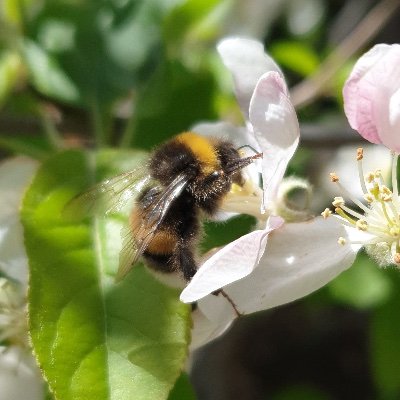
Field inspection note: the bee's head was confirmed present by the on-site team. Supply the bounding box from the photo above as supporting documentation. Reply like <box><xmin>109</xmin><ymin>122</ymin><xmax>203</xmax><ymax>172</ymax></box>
<box><xmin>188</xmin><ymin>140</ymin><xmax>262</xmax><ymax>203</ymax></box>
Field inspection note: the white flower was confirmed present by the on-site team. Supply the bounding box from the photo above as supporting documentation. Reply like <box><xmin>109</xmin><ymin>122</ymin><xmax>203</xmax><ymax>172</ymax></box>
<box><xmin>0</xmin><ymin>157</ymin><xmax>44</xmax><ymax>399</ymax></box>
<box><xmin>183</xmin><ymin>38</ymin><xmax>356</xmax><ymax>348</ymax></box>
<box><xmin>325</xmin><ymin>44</ymin><xmax>400</xmax><ymax>269</ymax></box>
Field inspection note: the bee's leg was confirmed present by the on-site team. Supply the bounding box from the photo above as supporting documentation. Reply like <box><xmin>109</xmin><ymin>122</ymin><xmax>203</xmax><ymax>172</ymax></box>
<box><xmin>173</xmin><ymin>242</ymin><xmax>198</xmax><ymax>282</ymax></box>
<box><xmin>212</xmin><ymin>289</ymin><xmax>242</xmax><ymax>318</ymax></box>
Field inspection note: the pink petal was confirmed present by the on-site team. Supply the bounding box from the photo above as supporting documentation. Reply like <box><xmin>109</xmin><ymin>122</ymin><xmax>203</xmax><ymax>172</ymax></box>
<box><xmin>249</xmin><ymin>71</ymin><xmax>299</xmax><ymax>207</ymax></box>
<box><xmin>217</xmin><ymin>37</ymin><xmax>282</xmax><ymax>119</ymax></box>
<box><xmin>180</xmin><ymin>216</ymin><xmax>284</xmax><ymax>303</ymax></box>
<box><xmin>198</xmin><ymin>217</ymin><xmax>356</xmax><ymax>318</ymax></box>
<box><xmin>343</xmin><ymin>44</ymin><xmax>400</xmax><ymax>151</ymax></box>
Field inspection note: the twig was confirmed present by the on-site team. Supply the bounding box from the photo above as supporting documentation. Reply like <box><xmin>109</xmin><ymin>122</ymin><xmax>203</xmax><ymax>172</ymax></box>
<box><xmin>290</xmin><ymin>0</ymin><xmax>400</xmax><ymax>109</ymax></box>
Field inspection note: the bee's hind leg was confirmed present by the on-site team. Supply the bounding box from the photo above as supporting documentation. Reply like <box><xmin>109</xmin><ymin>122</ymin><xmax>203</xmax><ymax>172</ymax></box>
<box><xmin>173</xmin><ymin>242</ymin><xmax>198</xmax><ymax>282</ymax></box>
<box><xmin>217</xmin><ymin>289</ymin><xmax>242</xmax><ymax>318</ymax></box>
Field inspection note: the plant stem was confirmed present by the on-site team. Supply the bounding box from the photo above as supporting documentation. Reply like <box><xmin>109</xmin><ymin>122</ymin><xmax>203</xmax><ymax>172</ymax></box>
<box><xmin>40</xmin><ymin>107</ymin><xmax>63</xmax><ymax>150</ymax></box>
<box><xmin>290</xmin><ymin>0</ymin><xmax>400</xmax><ymax>109</ymax></box>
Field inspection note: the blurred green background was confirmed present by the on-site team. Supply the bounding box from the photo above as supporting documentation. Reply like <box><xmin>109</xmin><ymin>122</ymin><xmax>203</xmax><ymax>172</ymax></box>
<box><xmin>1</xmin><ymin>0</ymin><xmax>400</xmax><ymax>399</ymax></box>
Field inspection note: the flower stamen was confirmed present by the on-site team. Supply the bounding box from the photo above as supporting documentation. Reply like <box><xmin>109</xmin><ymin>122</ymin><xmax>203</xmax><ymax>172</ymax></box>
<box><xmin>328</xmin><ymin>148</ymin><xmax>400</xmax><ymax>268</ymax></box>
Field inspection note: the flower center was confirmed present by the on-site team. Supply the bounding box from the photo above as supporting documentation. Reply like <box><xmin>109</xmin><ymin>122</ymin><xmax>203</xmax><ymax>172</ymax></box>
<box><xmin>323</xmin><ymin>147</ymin><xmax>400</xmax><ymax>267</ymax></box>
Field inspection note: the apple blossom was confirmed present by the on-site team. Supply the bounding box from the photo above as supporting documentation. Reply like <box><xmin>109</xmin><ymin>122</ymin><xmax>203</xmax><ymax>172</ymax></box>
<box><xmin>180</xmin><ymin>38</ymin><xmax>356</xmax><ymax>332</ymax></box>
<box><xmin>326</xmin><ymin>44</ymin><xmax>400</xmax><ymax>269</ymax></box>
<box><xmin>343</xmin><ymin>44</ymin><xmax>400</xmax><ymax>153</ymax></box>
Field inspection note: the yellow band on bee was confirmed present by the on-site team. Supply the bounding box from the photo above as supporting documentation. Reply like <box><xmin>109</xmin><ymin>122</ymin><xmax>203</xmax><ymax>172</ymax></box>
<box><xmin>175</xmin><ymin>132</ymin><xmax>219</xmax><ymax>174</ymax></box>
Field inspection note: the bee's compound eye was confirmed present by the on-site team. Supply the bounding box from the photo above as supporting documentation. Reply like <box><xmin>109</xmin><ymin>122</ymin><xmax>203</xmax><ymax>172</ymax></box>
<box><xmin>203</xmin><ymin>170</ymin><xmax>221</xmax><ymax>185</ymax></box>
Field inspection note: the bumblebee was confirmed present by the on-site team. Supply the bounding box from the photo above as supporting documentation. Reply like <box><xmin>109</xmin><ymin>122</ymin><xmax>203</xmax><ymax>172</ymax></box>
<box><xmin>67</xmin><ymin>132</ymin><xmax>261</xmax><ymax>282</ymax></box>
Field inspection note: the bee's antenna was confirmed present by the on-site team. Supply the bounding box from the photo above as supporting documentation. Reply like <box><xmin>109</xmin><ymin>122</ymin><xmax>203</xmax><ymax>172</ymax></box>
<box><xmin>225</xmin><ymin>152</ymin><xmax>262</xmax><ymax>174</ymax></box>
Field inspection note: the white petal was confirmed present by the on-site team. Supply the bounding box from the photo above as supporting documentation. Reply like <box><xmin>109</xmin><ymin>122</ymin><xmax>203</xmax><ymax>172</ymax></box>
<box><xmin>217</xmin><ymin>37</ymin><xmax>282</xmax><ymax>118</ymax></box>
<box><xmin>0</xmin><ymin>346</ymin><xmax>44</xmax><ymax>400</ymax></box>
<box><xmin>0</xmin><ymin>157</ymin><xmax>38</xmax><ymax>219</ymax></box>
<box><xmin>180</xmin><ymin>216</ymin><xmax>284</xmax><ymax>303</ymax></box>
<box><xmin>190</xmin><ymin>304</ymin><xmax>234</xmax><ymax>350</ymax></box>
<box><xmin>0</xmin><ymin>158</ymin><xmax>38</xmax><ymax>285</ymax></box>
<box><xmin>249</xmin><ymin>72</ymin><xmax>299</xmax><ymax>208</ymax></box>
<box><xmin>198</xmin><ymin>217</ymin><xmax>356</xmax><ymax>319</ymax></box>
<box><xmin>343</xmin><ymin>224</ymin><xmax>373</xmax><ymax>252</ymax></box>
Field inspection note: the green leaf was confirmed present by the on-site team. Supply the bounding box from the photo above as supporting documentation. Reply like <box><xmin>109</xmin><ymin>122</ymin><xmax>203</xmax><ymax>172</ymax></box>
<box><xmin>21</xmin><ymin>149</ymin><xmax>191</xmax><ymax>400</ymax></box>
<box><xmin>22</xmin><ymin>40</ymin><xmax>80</xmax><ymax>103</ymax></box>
<box><xmin>0</xmin><ymin>134</ymin><xmax>53</xmax><ymax>160</ymax></box>
<box><xmin>328</xmin><ymin>252</ymin><xmax>393</xmax><ymax>309</ymax></box>
<box><xmin>370</xmin><ymin>272</ymin><xmax>400</xmax><ymax>397</ymax></box>
<box><xmin>270</xmin><ymin>41</ymin><xmax>320</xmax><ymax>77</ymax></box>
<box><xmin>0</xmin><ymin>50</ymin><xmax>22</xmax><ymax>106</ymax></box>
<box><xmin>24</xmin><ymin>0</ymin><xmax>182</xmax><ymax>107</ymax></box>
<box><xmin>164</xmin><ymin>0</ymin><xmax>222</xmax><ymax>45</ymax></box>
<box><xmin>131</xmin><ymin>59</ymin><xmax>217</xmax><ymax>149</ymax></box>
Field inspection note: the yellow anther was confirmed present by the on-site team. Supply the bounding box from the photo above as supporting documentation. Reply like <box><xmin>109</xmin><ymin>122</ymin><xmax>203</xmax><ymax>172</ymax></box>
<box><xmin>338</xmin><ymin>237</ymin><xmax>346</xmax><ymax>245</ymax></box>
<box><xmin>321</xmin><ymin>208</ymin><xmax>332</xmax><ymax>219</ymax></box>
<box><xmin>329</xmin><ymin>172</ymin><xmax>339</xmax><ymax>182</ymax></box>
<box><xmin>375</xmin><ymin>169</ymin><xmax>382</xmax><ymax>178</ymax></box>
<box><xmin>382</xmin><ymin>193</ymin><xmax>393</xmax><ymax>202</ymax></box>
<box><xmin>363</xmin><ymin>193</ymin><xmax>374</xmax><ymax>203</ymax></box>
<box><xmin>332</xmin><ymin>196</ymin><xmax>345</xmax><ymax>207</ymax></box>
<box><xmin>381</xmin><ymin>185</ymin><xmax>392</xmax><ymax>194</ymax></box>
<box><xmin>356</xmin><ymin>220</ymin><xmax>368</xmax><ymax>231</ymax></box>
<box><xmin>394</xmin><ymin>253</ymin><xmax>400</xmax><ymax>264</ymax></box>
<box><xmin>365</xmin><ymin>172</ymin><xmax>375</xmax><ymax>183</ymax></box>
<box><xmin>356</xmin><ymin>148</ymin><xmax>364</xmax><ymax>161</ymax></box>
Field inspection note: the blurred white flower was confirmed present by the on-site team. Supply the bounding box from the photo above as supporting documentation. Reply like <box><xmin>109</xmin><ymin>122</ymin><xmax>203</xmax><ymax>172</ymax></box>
<box><xmin>0</xmin><ymin>157</ymin><xmax>44</xmax><ymax>400</ymax></box>
<box><xmin>0</xmin><ymin>346</ymin><xmax>44</xmax><ymax>400</ymax></box>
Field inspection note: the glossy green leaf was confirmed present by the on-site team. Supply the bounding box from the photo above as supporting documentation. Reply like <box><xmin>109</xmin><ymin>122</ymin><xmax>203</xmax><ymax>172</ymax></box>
<box><xmin>328</xmin><ymin>252</ymin><xmax>392</xmax><ymax>309</ymax></box>
<box><xmin>21</xmin><ymin>149</ymin><xmax>191</xmax><ymax>400</ymax></box>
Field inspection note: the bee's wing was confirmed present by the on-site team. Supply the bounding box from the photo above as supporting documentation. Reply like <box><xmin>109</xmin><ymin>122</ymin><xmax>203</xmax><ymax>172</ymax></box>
<box><xmin>63</xmin><ymin>167</ymin><xmax>151</xmax><ymax>220</ymax></box>
<box><xmin>116</xmin><ymin>173</ymin><xmax>190</xmax><ymax>281</ymax></box>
